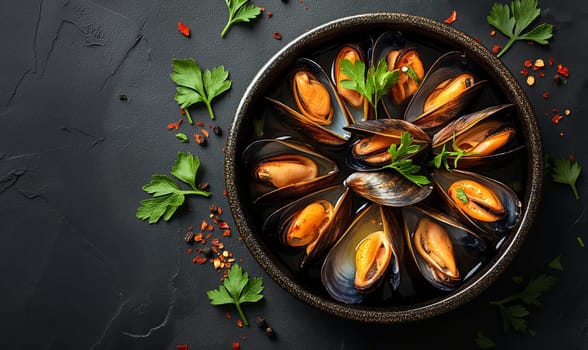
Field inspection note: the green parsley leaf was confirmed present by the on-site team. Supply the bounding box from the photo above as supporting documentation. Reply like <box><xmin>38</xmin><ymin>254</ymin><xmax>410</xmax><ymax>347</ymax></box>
<box><xmin>221</xmin><ymin>0</ymin><xmax>262</xmax><ymax>38</ymax></box>
<box><xmin>577</xmin><ymin>236</ymin><xmax>585</xmax><ymax>248</ymax></box>
<box><xmin>487</xmin><ymin>0</ymin><xmax>553</xmax><ymax>58</ymax></box>
<box><xmin>455</xmin><ymin>187</ymin><xmax>469</xmax><ymax>204</ymax></box>
<box><xmin>340</xmin><ymin>58</ymin><xmax>400</xmax><ymax>119</ymax></box>
<box><xmin>136</xmin><ymin>152</ymin><xmax>211</xmax><ymax>224</ymax></box>
<box><xmin>552</xmin><ymin>157</ymin><xmax>582</xmax><ymax>200</ymax></box>
<box><xmin>548</xmin><ymin>255</ymin><xmax>563</xmax><ymax>271</ymax></box>
<box><xmin>170</xmin><ymin>58</ymin><xmax>232</xmax><ymax>123</ymax></box>
<box><xmin>382</xmin><ymin>132</ymin><xmax>431</xmax><ymax>186</ymax></box>
<box><xmin>175</xmin><ymin>133</ymin><xmax>189</xmax><ymax>143</ymax></box>
<box><xmin>474</xmin><ymin>331</ymin><xmax>496</xmax><ymax>349</ymax></box>
<box><xmin>430</xmin><ymin>133</ymin><xmax>477</xmax><ymax>170</ymax></box>
<box><xmin>490</xmin><ymin>273</ymin><xmax>557</xmax><ymax>333</ymax></box>
<box><xmin>207</xmin><ymin>264</ymin><xmax>264</xmax><ymax>326</ymax></box>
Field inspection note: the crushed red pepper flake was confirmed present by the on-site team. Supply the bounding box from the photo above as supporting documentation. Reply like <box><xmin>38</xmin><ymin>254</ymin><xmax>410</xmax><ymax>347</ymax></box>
<box><xmin>176</xmin><ymin>345</ymin><xmax>189</xmax><ymax>350</ymax></box>
<box><xmin>223</xmin><ymin>229</ymin><xmax>231</xmax><ymax>237</ymax></box>
<box><xmin>548</xmin><ymin>57</ymin><xmax>555</xmax><ymax>66</ymax></box>
<box><xmin>492</xmin><ymin>45</ymin><xmax>502</xmax><ymax>55</ymax></box>
<box><xmin>167</xmin><ymin>119</ymin><xmax>183</xmax><ymax>130</ymax></box>
<box><xmin>178</xmin><ymin>22</ymin><xmax>191</xmax><ymax>37</ymax></box>
<box><xmin>552</xmin><ymin>114</ymin><xmax>563</xmax><ymax>124</ymax></box>
<box><xmin>180</xmin><ymin>108</ymin><xmax>185</xmax><ymax>115</ymax></box>
<box><xmin>232</xmin><ymin>342</ymin><xmax>240</xmax><ymax>350</ymax></box>
<box><xmin>520</xmin><ymin>68</ymin><xmax>529</xmax><ymax>76</ymax></box>
<box><xmin>444</xmin><ymin>10</ymin><xmax>457</xmax><ymax>25</ymax></box>
<box><xmin>557</xmin><ymin>64</ymin><xmax>569</xmax><ymax>78</ymax></box>
<box><xmin>236</xmin><ymin>320</ymin><xmax>244</xmax><ymax>328</ymax></box>
<box><xmin>272</xmin><ymin>32</ymin><xmax>282</xmax><ymax>40</ymax></box>
<box><xmin>226</xmin><ymin>311</ymin><xmax>232</xmax><ymax>319</ymax></box>
<box><xmin>196</xmin><ymin>120</ymin><xmax>205</xmax><ymax>127</ymax></box>
<box><xmin>267</xmin><ymin>11</ymin><xmax>273</xmax><ymax>18</ymax></box>
<box><xmin>490</xmin><ymin>30</ymin><xmax>496</xmax><ymax>36</ymax></box>
<box><xmin>201</xmin><ymin>129</ymin><xmax>209</xmax><ymax>138</ymax></box>
<box><xmin>542</xmin><ymin>92</ymin><xmax>549</xmax><ymax>99</ymax></box>
<box><xmin>524</xmin><ymin>59</ymin><xmax>533</xmax><ymax>68</ymax></box>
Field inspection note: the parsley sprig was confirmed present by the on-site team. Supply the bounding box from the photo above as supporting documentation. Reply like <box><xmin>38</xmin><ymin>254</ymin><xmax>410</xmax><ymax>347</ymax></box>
<box><xmin>382</xmin><ymin>132</ymin><xmax>431</xmax><ymax>186</ymax></box>
<box><xmin>221</xmin><ymin>0</ymin><xmax>262</xmax><ymax>38</ymax></box>
<box><xmin>170</xmin><ymin>58</ymin><xmax>232</xmax><ymax>123</ymax></box>
<box><xmin>487</xmin><ymin>0</ymin><xmax>554</xmax><ymax>58</ymax></box>
<box><xmin>136</xmin><ymin>152</ymin><xmax>211</xmax><ymax>224</ymax></box>
<box><xmin>207</xmin><ymin>264</ymin><xmax>264</xmax><ymax>326</ymax></box>
<box><xmin>431</xmin><ymin>134</ymin><xmax>478</xmax><ymax>170</ymax></box>
<box><xmin>552</xmin><ymin>157</ymin><xmax>582</xmax><ymax>200</ymax></box>
<box><xmin>489</xmin><ymin>274</ymin><xmax>557</xmax><ymax>333</ymax></box>
<box><xmin>339</xmin><ymin>58</ymin><xmax>400</xmax><ymax>119</ymax></box>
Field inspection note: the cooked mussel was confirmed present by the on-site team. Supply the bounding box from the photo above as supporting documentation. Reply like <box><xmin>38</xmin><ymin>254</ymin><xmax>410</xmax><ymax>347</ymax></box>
<box><xmin>293</xmin><ymin>70</ymin><xmax>334</xmax><ymax>125</ymax></box>
<box><xmin>344</xmin><ymin>119</ymin><xmax>431</xmax><ymax>171</ymax></box>
<box><xmin>431</xmin><ymin>169</ymin><xmax>521</xmax><ymax>245</ymax></box>
<box><xmin>243</xmin><ymin>139</ymin><xmax>339</xmax><ymax>204</ymax></box>
<box><xmin>263</xmin><ymin>185</ymin><xmax>353</xmax><ymax>269</ymax></box>
<box><xmin>321</xmin><ymin>204</ymin><xmax>403</xmax><ymax>303</ymax></box>
<box><xmin>404</xmin><ymin>51</ymin><xmax>487</xmax><ymax>131</ymax></box>
<box><xmin>387</xmin><ymin>48</ymin><xmax>425</xmax><ymax>105</ymax></box>
<box><xmin>402</xmin><ymin>205</ymin><xmax>486</xmax><ymax>291</ymax></box>
<box><xmin>432</xmin><ymin>104</ymin><xmax>522</xmax><ymax>168</ymax></box>
<box><xmin>333</xmin><ymin>45</ymin><xmax>366</xmax><ymax>108</ymax></box>
<box><xmin>268</xmin><ymin>58</ymin><xmax>354</xmax><ymax>146</ymax></box>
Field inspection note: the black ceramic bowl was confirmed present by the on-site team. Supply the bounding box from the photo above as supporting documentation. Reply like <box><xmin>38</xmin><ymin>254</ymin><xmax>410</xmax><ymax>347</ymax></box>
<box><xmin>224</xmin><ymin>13</ymin><xmax>543</xmax><ymax>323</ymax></box>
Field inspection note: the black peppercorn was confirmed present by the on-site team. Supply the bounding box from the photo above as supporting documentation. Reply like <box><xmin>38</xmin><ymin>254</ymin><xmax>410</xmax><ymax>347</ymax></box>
<box><xmin>256</xmin><ymin>316</ymin><xmax>267</xmax><ymax>328</ymax></box>
<box><xmin>201</xmin><ymin>247</ymin><xmax>214</xmax><ymax>258</ymax></box>
<box><xmin>212</xmin><ymin>125</ymin><xmax>222</xmax><ymax>136</ymax></box>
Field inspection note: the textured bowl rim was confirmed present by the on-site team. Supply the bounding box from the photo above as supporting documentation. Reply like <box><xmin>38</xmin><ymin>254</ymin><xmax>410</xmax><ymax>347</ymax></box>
<box><xmin>224</xmin><ymin>12</ymin><xmax>543</xmax><ymax>323</ymax></box>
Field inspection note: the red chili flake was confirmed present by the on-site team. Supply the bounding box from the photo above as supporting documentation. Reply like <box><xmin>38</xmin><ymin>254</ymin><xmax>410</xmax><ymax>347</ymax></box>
<box><xmin>473</xmin><ymin>37</ymin><xmax>481</xmax><ymax>44</ymax></box>
<box><xmin>267</xmin><ymin>11</ymin><xmax>273</xmax><ymax>18</ymax></box>
<box><xmin>490</xmin><ymin>30</ymin><xmax>496</xmax><ymax>37</ymax></box>
<box><xmin>223</xmin><ymin>229</ymin><xmax>231</xmax><ymax>237</ymax></box>
<box><xmin>201</xmin><ymin>220</ymin><xmax>208</xmax><ymax>231</ymax></box>
<box><xmin>552</xmin><ymin>114</ymin><xmax>563</xmax><ymax>124</ymax></box>
<box><xmin>557</xmin><ymin>64</ymin><xmax>569</xmax><ymax>78</ymax></box>
<box><xmin>444</xmin><ymin>10</ymin><xmax>457</xmax><ymax>25</ymax></box>
<box><xmin>219</xmin><ymin>222</ymin><xmax>230</xmax><ymax>229</ymax></box>
<box><xmin>539</xmin><ymin>71</ymin><xmax>545</xmax><ymax>77</ymax></box>
<box><xmin>492</xmin><ymin>45</ymin><xmax>502</xmax><ymax>55</ymax></box>
<box><xmin>180</xmin><ymin>108</ymin><xmax>185</xmax><ymax>115</ymax></box>
<box><xmin>520</xmin><ymin>68</ymin><xmax>529</xmax><ymax>76</ymax></box>
<box><xmin>177</xmin><ymin>22</ymin><xmax>191</xmax><ymax>37</ymax></box>
<box><xmin>187</xmin><ymin>248</ymin><xmax>193</xmax><ymax>254</ymax></box>
<box><xmin>260</xmin><ymin>7</ymin><xmax>265</xmax><ymax>12</ymax></box>
<box><xmin>524</xmin><ymin>59</ymin><xmax>533</xmax><ymax>68</ymax></box>
<box><xmin>225</xmin><ymin>312</ymin><xmax>232</xmax><ymax>319</ymax></box>
<box><xmin>201</xmin><ymin>129</ymin><xmax>209</xmax><ymax>138</ymax></box>
<box><xmin>176</xmin><ymin>345</ymin><xmax>189</xmax><ymax>350</ymax></box>
<box><xmin>232</xmin><ymin>341</ymin><xmax>240</xmax><ymax>350</ymax></box>
<box><xmin>194</xmin><ymin>233</ymin><xmax>203</xmax><ymax>242</ymax></box>
<box><xmin>196</xmin><ymin>120</ymin><xmax>205</xmax><ymax>127</ymax></box>
<box><xmin>193</xmin><ymin>256</ymin><xmax>208</xmax><ymax>264</ymax></box>
<box><xmin>194</xmin><ymin>133</ymin><xmax>206</xmax><ymax>145</ymax></box>
<box><xmin>236</xmin><ymin>320</ymin><xmax>244</xmax><ymax>328</ymax></box>
<box><xmin>548</xmin><ymin>57</ymin><xmax>555</xmax><ymax>66</ymax></box>
<box><xmin>552</xmin><ymin>107</ymin><xmax>559</xmax><ymax>113</ymax></box>
<box><xmin>272</xmin><ymin>32</ymin><xmax>282</xmax><ymax>40</ymax></box>
<box><xmin>217</xmin><ymin>207</ymin><xmax>223</xmax><ymax>215</ymax></box>
<box><xmin>167</xmin><ymin>119</ymin><xmax>183</xmax><ymax>130</ymax></box>
<box><xmin>542</xmin><ymin>92</ymin><xmax>549</xmax><ymax>99</ymax></box>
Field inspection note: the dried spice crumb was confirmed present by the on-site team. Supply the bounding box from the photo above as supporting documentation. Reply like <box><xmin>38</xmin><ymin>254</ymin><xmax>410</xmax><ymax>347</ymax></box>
<box><xmin>542</xmin><ymin>92</ymin><xmax>550</xmax><ymax>99</ymax></box>
<box><xmin>226</xmin><ymin>311</ymin><xmax>232</xmax><ymax>319</ymax></box>
<box><xmin>193</xmin><ymin>256</ymin><xmax>208</xmax><ymax>264</ymax></box>
<box><xmin>520</xmin><ymin>68</ymin><xmax>529</xmax><ymax>76</ymax></box>
<box><xmin>490</xmin><ymin>30</ymin><xmax>496</xmax><ymax>36</ymax></box>
<box><xmin>492</xmin><ymin>45</ymin><xmax>502</xmax><ymax>55</ymax></box>
<box><xmin>444</xmin><ymin>10</ymin><xmax>457</xmax><ymax>24</ymax></box>
<box><xmin>196</xmin><ymin>120</ymin><xmax>205</xmax><ymax>127</ymax></box>
<box><xmin>272</xmin><ymin>32</ymin><xmax>282</xmax><ymax>40</ymax></box>
<box><xmin>232</xmin><ymin>341</ymin><xmax>240</xmax><ymax>350</ymax></box>
<box><xmin>119</xmin><ymin>94</ymin><xmax>128</xmax><ymax>101</ymax></box>
<box><xmin>167</xmin><ymin>119</ymin><xmax>183</xmax><ymax>130</ymax></box>
<box><xmin>213</xmin><ymin>125</ymin><xmax>223</xmax><ymax>136</ymax></box>
<box><xmin>524</xmin><ymin>59</ymin><xmax>533</xmax><ymax>68</ymax></box>
<box><xmin>236</xmin><ymin>319</ymin><xmax>244</xmax><ymax>328</ymax></box>
<box><xmin>565</xmin><ymin>109</ymin><xmax>571</xmax><ymax>116</ymax></box>
<box><xmin>201</xmin><ymin>129</ymin><xmax>210</xmax><ymax>138</ymax></box>
<box><xmin>178</xmin><ymin>22</ymin><xmax>191</xmax><ymax>37</ymax></box>
<box><xmin>552</xmin><ymin>114</ymin><xmax>563</xmax><ymax>124</ymax></box>
<box><xmin>267</xmin><ymin>11</ymin><xmax>273</xmax><ymax>18</ymax></box>
<box><xmin>526</xmin><ymin>75</ymin><xmax>535</xmax><ymax>86</ymax></box>
<box><xmin>194</xmin><ymin>133</ymin><xmax>207</xmax><ymax>146</ymax></box>
<box><xmin>557</xmin><ymin>64</ymin><xmax>569</xmax><ymax>78</ymax></box>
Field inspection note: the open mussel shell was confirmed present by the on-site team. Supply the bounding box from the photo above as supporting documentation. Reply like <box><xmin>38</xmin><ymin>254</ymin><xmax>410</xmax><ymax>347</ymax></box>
<box><xmin>404</xmin><ymin>51</ymin><xmax>487</xmax><ymax>132</ymax></box>
<box><xmin>331</xmin><ymin>43</ymin><xmax>373</xmax><ymax>122</ymax></box>
<box><xmin>344</xmin><ymin>171</ymin><xmax>432</xmax><ymax>207</ymax></box>
<box><xmin>432</xmin><ymin>104</ymin><xmax>524</xmax><ymax>168</ymax></box>
<box><xmin>321</xmin><ymin>204</ymin><xmax>404</xmax><ymax>304</ymax></box>
<box><xmin>243</xmin><ymin>138</ymin><xmax>339</xmax><ymax>204</ymax></box>
<box><xmin>344</xmin><ymin>119</ymin><xmax>431</xmax><ymax>171</ymax></box>
<box><xmin>402</xmin><ymin>205</ymin><xmax>487</xmax><ymax>291</ymax></box>
<box><xmin>431</xmin><ymin>169</ymin><xmax>521</xmax><ymax>246</ymax></box>
<box><xmin>371</xmin><ymin>31</ymin><xmax>426</xmax><ymax>118</ymax></box>
<box><xmin>262</xmin><ymin>185</ymin><xmax>353</xmax><ymax>269</ymax></box>
<box><xmin>267</xmin><ymin>58</ymin><xmax>354</xmax><ymax>146</ymax></box>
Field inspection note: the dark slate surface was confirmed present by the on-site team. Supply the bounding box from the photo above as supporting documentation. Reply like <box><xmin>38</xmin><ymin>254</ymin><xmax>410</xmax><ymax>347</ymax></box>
<box><xmin>1</xmin><ymin>0</ymin><xmax>586</xmax><ymax>349</ymax></box>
